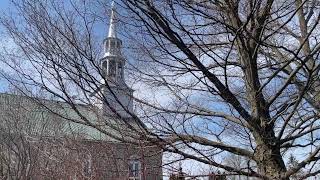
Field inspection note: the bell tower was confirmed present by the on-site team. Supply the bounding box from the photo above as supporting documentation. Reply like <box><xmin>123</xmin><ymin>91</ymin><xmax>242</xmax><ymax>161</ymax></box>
<box><xmin>99</xmin><ymin>1</ymin><xmax>133</xmax><ymax>118</ymax></box>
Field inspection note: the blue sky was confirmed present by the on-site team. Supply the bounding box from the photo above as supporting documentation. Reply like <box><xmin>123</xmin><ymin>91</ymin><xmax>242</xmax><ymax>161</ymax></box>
<box><xmin>0</xmin><ymin>0</ymin><xmax>14</xmax><ymax>92</ymax></box>
<box><xmin>0</xmin><ymin>0</ymin><xmax>10</xmax><ymax>12</ymax></box>
<box><xmin>0</xmin><ymin>0</ymin><xmax>12</xmax><ymax>36</ymax></box>
<box><xmin>0</xmin><ymin>0</ymin><xmax>110</xmax><ymax>93</ymax></box>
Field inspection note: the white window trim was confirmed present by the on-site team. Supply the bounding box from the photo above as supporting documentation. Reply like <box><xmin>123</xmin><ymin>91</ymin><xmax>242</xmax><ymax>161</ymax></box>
<box><xmin>129</xmin><ymin>160</ymin><xmax>141</xmax><ymax>180</ymax></box>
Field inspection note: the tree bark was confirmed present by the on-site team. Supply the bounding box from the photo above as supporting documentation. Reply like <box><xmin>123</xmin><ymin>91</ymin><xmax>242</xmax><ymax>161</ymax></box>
<box><xmin>253</xmin><ymin>130</ymin><xmax>288</xmax><ymax>180</ymax></box>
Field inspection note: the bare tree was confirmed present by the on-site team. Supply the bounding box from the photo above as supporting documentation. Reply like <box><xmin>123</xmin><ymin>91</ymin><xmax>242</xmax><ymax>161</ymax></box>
<box><xmin>2</xmin><ymin>0</ymin><xmax>320</xmax><ymax>179</ymax></box>
<box><xmin>120</xmin><ymin>0</ymin><xmax>320</xmax><ymax>179</ymax></box>
<box><xmin>0</xmin><ymin>89</ymin><xmax>66</xmax><ymax>179</ymax></box>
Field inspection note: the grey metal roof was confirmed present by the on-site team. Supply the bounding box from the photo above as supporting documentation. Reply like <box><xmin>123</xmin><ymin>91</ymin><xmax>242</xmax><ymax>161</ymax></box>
<box><xmin>0</xmin><ymin>93</ymin><xmax>143</xmax><ymax>142</ymax></box>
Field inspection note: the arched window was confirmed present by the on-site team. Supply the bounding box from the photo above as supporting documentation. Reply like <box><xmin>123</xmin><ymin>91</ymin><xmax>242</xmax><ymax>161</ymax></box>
<box><xmin>117</xmin><ymin>41</ymin><xmax>121</xmax><ymax>48</ymax></box>
<box><xmin>105</xmin><ymin>40</ymin><xmax>109</xmax><ymax>53</ymax></box>
<box><xmin>102</xmin><ymin>61</ymin><xmax>108</xmax><ymax>69</ymax></box>
<box><xmin>82</xmin><ymin>154</ymin><xmax>92</xmax><ymax>177</ymax></box>
<box><xmin>108</xmin><ymin>60</ymin><xmax>116</xmax><ymax>76</ymax></box>
<box><xmin>102</xmin><ymin>61</ymin><xmax>108</xmax><ymax>74</ymax></box>
<box><xmin>118</xmin><ymin>62</ymin><xmax>123</xmax><ymax>78</ymax></box>
<box><xmin>129</xmin><ymin>160</ymin><xmax>141</xmax><ymax>180</ymax></box>
<box><xmin>110</xmin><ymin>41</ymin><xmax>116</xmax><ymax>54</ymax></box>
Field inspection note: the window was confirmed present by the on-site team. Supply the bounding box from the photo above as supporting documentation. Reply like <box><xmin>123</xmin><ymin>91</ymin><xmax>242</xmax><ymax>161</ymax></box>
<box><xmin>118</xmin><ymin>62</ymin><xmax>123</xmax><ymax>78</ymax></box>
<box><xmin>108</xmin><ymin>60</ymin><xmax>116</xmax><ymax>76</ymax></box>
<box><xmin>129</xmin><ymin>160</ymin><xmax>141</xmax><ymax>180</ymax></box>
<box><xmin>83</xmin><ymin>154</ymin><xmax>92</xmax><ymax>177</ymax></box>
<box><xmin>110</xmin><ymin>41</ymin><xmax>115</xmax><ymax>48</ymax></box>
<box><xmin>102</xmin><ymin>61</ymin><xmax>108</xmax><ymax>69</ymax></box>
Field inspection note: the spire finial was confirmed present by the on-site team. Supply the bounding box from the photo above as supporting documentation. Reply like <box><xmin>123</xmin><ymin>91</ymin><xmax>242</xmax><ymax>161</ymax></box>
<box><xmin>108</xmin><ymin>1</ymin><xmax>117</xmax><ymax>38</ymax></box>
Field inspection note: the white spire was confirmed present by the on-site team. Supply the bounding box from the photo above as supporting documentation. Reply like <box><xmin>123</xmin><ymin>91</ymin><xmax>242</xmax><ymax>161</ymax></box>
<box><xmin>108</xmin><ymin>1</ymin><xmax>117</xmax><ymax>38</ymax></box>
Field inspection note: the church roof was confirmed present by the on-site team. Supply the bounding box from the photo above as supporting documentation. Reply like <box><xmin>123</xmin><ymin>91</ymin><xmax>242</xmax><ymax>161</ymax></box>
<box><xmin>0</xmin><ymin>93</ymin><xmax>143</xmax><ymax>142</ymax></box>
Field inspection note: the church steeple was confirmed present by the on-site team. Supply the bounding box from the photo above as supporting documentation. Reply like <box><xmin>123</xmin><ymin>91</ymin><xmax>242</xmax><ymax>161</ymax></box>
<box><xmin>98</xmin><ymin>1</ymin><xmax>134</xmax><ymax>118</ymax></box>
<box><xmin>101</xmin><ymin>1</ymin><xmax>125</xmax><ymax>84</ymax></box>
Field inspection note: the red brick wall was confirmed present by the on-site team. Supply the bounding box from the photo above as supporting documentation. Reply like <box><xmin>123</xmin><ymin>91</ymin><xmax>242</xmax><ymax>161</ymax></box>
<box><xmin>31</xmin><ymin>139</ymin><xmax>162</xmax><ymax>180</ymax></box>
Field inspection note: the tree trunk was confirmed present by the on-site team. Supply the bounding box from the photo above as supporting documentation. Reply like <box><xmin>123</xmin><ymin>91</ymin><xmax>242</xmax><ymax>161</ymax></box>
<box><xmin>254</xmin><ymin>131</ymin><xmax>288</xmax><ymax>180</ymax></box>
